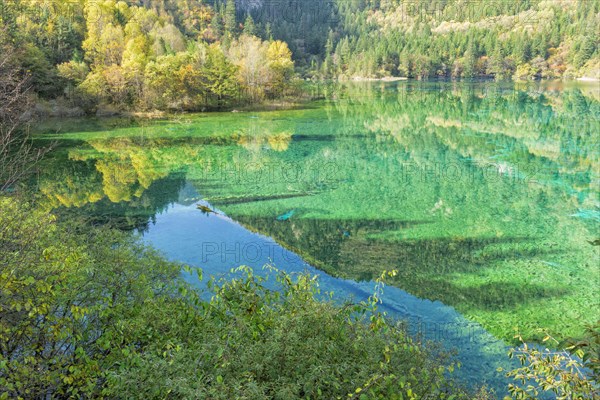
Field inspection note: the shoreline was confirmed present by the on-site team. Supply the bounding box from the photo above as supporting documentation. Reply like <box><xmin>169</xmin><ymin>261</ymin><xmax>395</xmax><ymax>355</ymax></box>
<box><xmin>350</xmin><ymin>76</ymin><xmax>409</xmax><ymax>82</ymax></box>
<box><xmin>576</xmin><ymin>76</ymin><xmax>600</xmax><ymax>82</ymax></box>
<box><xmin>31</xmin><ymin>77</ymin><xmax>598</xmax><ymax>122</ymax></box>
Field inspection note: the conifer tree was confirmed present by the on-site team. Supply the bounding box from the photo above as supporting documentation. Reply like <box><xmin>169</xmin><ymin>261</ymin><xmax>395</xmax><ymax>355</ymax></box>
<box><xmin>243</xmin><ymin>14</ymin><xmax>255</xmax><ymax>36</ymax></box>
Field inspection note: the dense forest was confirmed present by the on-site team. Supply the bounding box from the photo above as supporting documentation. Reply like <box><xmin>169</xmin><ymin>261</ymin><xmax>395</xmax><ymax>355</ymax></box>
<box><xmin>249</xmin><ymin>0</ymin><xmax>599</xmax><ymax>80</ymax></box>
<box><xmin>0</xmin><ymin>0</ymin><xmax>297</xmax><ymax>112</ymax></box>
<box><xmin>1</xmin><ymin>0</ymin><xmax>599</xmax><ymax>114</ymax></box>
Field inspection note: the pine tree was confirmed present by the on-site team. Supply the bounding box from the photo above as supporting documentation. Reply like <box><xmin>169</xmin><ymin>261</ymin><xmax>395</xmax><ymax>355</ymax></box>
<box><xmin>243</xmin><ymin>14</ymin><xmax>255</xmax><ymax>36</ymax></box>
<box><xmin>224</xmin><ymin>0</ymin><xmax>237</xmax><ymax>44</ymax></box>
<box><xmin>489</xmin><ymin>42</ymin><xmax>506</xmax><ymax>80</ymax></box>
<box><xmin>265</xmin><ymin>22</ymin><xmax>273</xmax><ymax>41</ymax></box>
<box><xmin>514</xmin><ymin>38</ymin><xmax>531</xmax><ymax>64</ymax></box>
<box><xmin>322</xmin><ymin>29</ymin><xmax>334</xmax><ymax>77</ymax></box>
<box><xmin>337</xmin><ymin>37</ymin><xmax>351</xmax><ymax>72</ymax></box>
<box><xmin>574</xmin><ymin>36</ymin><xmax>596</xmax><ymax>67</ymax></box>
<box><xmin>463</xmin><ymin>39</ymin><xmax>476</xmax><ymax>78</ymax></box>
<box><xmin>210</xmin><ymin>13</ymin><xmax>223</xmax><ymax>41</ymax></box>
<box><xmin>533</xmin><ymin>35</ymin><xmax>548</xmax><ymax>59</ymax></box>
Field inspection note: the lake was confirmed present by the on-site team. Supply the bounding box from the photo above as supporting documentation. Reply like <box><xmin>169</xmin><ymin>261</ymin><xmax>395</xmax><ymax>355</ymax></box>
<box><xmin>34</xmin><ymin>81</ymin><xmax>599</xmax><ymax>394</ymax></box>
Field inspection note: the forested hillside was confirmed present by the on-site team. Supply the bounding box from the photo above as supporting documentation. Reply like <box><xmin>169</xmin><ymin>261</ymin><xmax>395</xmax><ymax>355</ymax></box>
<box><xmin>248</xmin><ymin>0</ymin><xmax>600</xmax><ymax>80</ymax></box>
<box><xmin>0</xmin><ymin>0</ymin><xmax>295</xmax><ymax>112</ymax></box>
<box><xmin>0</xmin><ymin>0</ymin><xmax>598</xmax><ymax>114</ymax></box>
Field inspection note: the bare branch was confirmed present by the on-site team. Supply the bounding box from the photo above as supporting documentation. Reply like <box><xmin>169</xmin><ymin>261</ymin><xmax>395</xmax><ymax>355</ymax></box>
<box><xmin>0</xmin><ymin>34</ymin><xmax>51</xmax><ymax>191</ymax></box>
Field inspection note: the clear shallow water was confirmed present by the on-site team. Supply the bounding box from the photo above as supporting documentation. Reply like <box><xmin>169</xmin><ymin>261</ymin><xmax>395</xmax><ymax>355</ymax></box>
<box><xmin>144</xmin><ymin>197</ymin><xmax>516</xmax><ymax>392</ymax></box>
<box><xmin>35</xmin><ymin>81</ymin><xmax>600</xmax><ymax>394</ymax></box>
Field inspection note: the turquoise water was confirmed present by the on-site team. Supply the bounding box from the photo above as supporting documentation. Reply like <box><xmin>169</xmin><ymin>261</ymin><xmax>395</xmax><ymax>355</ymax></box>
<box><xmin>36</xmin><ymin>81</ymin><xmax>600</xmax><ymax>394</ymax></box>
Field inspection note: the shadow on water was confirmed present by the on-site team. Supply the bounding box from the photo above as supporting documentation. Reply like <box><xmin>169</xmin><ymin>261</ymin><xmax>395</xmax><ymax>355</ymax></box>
<box><xmin>421</xmin><ymin>280</ymin><xmax>571</xmax><ymax>311</ymax></box>
<box><xmin>231</xmin><ymin>215</ymin><xmax>568</xmax><ymax>314</ymax></box>
<box><xmin>209</xmin><ymin>192</ymin><xmax>318</xmax><ymax>205</ymax></box>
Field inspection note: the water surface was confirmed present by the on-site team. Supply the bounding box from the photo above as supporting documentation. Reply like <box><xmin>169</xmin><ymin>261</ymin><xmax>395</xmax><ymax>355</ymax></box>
<box><xmin>35</xmin><ymin>81</ymin><xmax>600</xmax><ymax>393</ymax></box>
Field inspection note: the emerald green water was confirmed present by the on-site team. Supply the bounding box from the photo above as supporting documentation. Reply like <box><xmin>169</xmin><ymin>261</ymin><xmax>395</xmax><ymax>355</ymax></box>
<box><xmin>35</xmin><ymin>81</ymin><xmax>599</xmax><ymax>390</ymax></box>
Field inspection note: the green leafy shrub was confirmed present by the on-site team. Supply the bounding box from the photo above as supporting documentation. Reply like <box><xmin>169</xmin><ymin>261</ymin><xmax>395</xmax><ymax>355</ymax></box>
<box><xmin>0</xmin><ymin>197</ymin><xmax>489</xmax><ymax>399</ymax></box>
<box><xmin>0</xmin><ymin>196</ymin><xmax>182</xmax><ymax>398</ymax></box>
<box><xmin>103</xmin><ymin>267</ymin><xmax>474</xmax><ymax>399</ymax></box>
<box><xmin>505</xmin><ymin>327</ymin><xmax>600</xmax><ymax>399</ymax></box>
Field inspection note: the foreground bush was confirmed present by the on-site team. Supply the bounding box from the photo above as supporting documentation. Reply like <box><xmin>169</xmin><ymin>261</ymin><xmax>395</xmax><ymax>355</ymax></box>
<box><xmin>0</xmin><ymin>197</ymin><xmax>181</xmax><ymax>398</ymax></box>
<box><xmin>505</xmin><ymin>327</ymin><xmax>600</xmax><ymax>399</ymax></box>
<box><xmin>0</xmin><ymin>197</ymin><xmax>485</xmax><ymax>399</ymax></box>
<box><xmin>104</xmin><ymin>267</ymin><xmax>473</xmax><ymax>399</ymax></box>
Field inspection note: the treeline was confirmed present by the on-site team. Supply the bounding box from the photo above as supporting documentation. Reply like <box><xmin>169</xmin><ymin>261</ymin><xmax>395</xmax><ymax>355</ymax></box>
<box><xmin>246</xmin><ymin>0</ymin><xmax>599</xmax><ymax>80</ymax></box>
<box><xmin>0</xmin><ymin>0</ymin><xmax>295</xmax><ymax>112</ymax></box>
<box><xmin>2</xmin><ymin>0</ymin><xmax>598</xmax><ymax>112</ymax></box>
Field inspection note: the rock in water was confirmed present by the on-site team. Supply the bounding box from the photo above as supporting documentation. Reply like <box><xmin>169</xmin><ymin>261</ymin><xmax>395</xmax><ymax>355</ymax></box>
<box><xmin>276</xmin><ymin>210</ymin><xmax>295</xmax><ymax>221</ymax></box>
